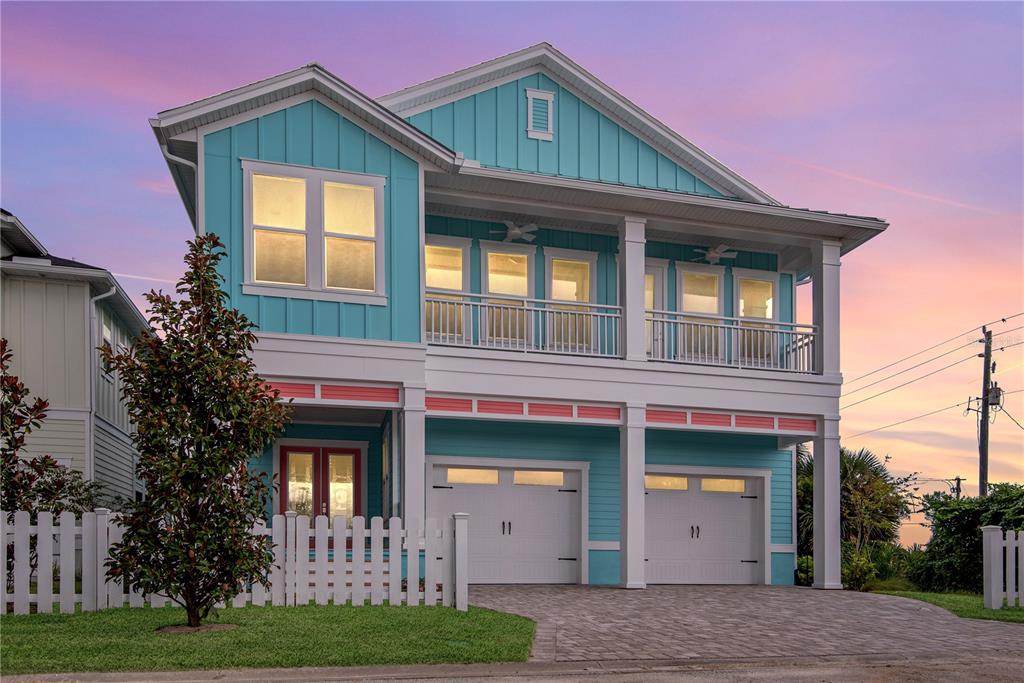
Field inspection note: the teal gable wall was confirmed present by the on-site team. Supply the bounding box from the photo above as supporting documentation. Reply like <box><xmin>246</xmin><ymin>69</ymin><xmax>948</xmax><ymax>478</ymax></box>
<box><xmin>425</xmin><ymin>418</ymin><xmax>795</xmax><ymax>585</ymax></box>
<box><xmin>204</xmin><ymin>100</ymin><xmax>422</xmax><ymax>342</ymax></box>
<box><xmin>407</xmin><ymin>73</ymin><xmax>725</xmax><ymax>198</ymax></box>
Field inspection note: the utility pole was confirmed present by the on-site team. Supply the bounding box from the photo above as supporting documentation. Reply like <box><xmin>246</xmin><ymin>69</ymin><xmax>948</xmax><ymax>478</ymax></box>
<box><xmin>953</xmin><ymin>476</ymin><xmax>963</xmax><ymax>499</ymax></box>
<box><xmin>978</xmin><ymin>326</ymin><xmax>993</xmax><ymax>497</ymax></box>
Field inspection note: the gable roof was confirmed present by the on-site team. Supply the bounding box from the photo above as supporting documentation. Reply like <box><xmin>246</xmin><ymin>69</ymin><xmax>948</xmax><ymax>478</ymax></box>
<box><xmin>150</xmin><ymin>63</ymin><xmax>464</xmax><ymax>227</ymax></box>
<box><xmin>379</xmin><ymin>43</ymin><xmax>779</xmax><ymax>205</ymax></box>
<box><xmin>1</xmin><ymin>208</ymin><xmax>47</xmax><ymax>257</ymax></box>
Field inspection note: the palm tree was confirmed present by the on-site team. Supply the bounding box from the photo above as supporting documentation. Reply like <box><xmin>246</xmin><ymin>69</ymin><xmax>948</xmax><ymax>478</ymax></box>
<box><xmin>796</xmin><ymin>445</ymin><xmax>915</xmax><ymax>556</ymax></box>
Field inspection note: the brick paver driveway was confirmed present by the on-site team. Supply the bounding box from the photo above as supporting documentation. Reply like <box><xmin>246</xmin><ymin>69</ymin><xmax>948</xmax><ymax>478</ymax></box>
<box><xmin>471</xmin><ymin>585</ymin><xmax>1023</xmax><ymax>662</ymax></box>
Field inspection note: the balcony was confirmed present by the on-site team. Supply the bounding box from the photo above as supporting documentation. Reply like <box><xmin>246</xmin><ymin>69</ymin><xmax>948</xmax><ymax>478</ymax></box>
<box><xmin>646</xmin><ymin>310</ymin><xmax>817</xmax><ymax>373</ymax></box>
<box><xmin>425</xmin><ymin>290</ymin><xmax>621</xmax><ymax>358</ymax></box>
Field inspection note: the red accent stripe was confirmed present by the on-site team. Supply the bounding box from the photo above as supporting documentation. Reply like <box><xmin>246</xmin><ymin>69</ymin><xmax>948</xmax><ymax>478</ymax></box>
<box><xmin>735</xmin><ymin>415</ymin><xmax>775</xmax><ymax>429</ymax></box>
<box><xmin>477</xmin><ymin>400</ymin><xmax>524</xmax><ymax>415</ymax></box>
<box><xmin>646</xmin><ymin>409</ymin><xmax>688</xmax><ymax>425</ymax></box>
<box><xmin>576</xmin><ymin>405</ymin><xmax>622</xmax><ymax>421</ymax></box>
<box><xmin>268</xmin><ymin>382</ymin><xmax>316</xmax><ymax>399</ymax></box>
<box><xmin>778</xmin><ymin>418</ymin><xmax>817</xmax><ymax>432</ymax></box>
<box><xmin>425</xmin><ymin>396</ymin><xmax>473</xmax><ymax>413</ymax></box>
<box><xmin>691</xmin><ymin>412</ymin><xmax>732</xmax><ymax>427</ymax></box>
<box><xmin>320</xmin><ymin>384</ymin><xmax>400</xmax><ymax>402</ymax></box>
<box><xmin>528</xmin><ymin>403</ymin><xmax>574</xmax><ymax>417</ymax></box>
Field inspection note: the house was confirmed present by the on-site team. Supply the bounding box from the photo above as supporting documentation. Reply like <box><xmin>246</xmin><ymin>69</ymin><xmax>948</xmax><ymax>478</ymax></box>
<box><xmin>150</xmin><ymin>44</ymin><xmax>885</xmax><ymax>590</ymax></box>
<box><xmin>1</xmin><ymin>209</ymin><xmax>148</xmax><ymax>502</ymax></box>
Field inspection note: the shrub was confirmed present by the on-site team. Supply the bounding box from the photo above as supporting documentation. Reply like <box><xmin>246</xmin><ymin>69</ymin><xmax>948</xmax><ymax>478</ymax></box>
<box><xmin>796</xmin><ymin>555</ymin><xmax>814</xmax><ymax>587</ymax></box>
<box><xmin>842</xmin><ymin>550</ymin><xmax>876</xmax><ymax>592</ymax></box>
<box><xmin>910</xmin><ymin>484</ymin><xmax>1024</xmax><ymax>593</ymax></box>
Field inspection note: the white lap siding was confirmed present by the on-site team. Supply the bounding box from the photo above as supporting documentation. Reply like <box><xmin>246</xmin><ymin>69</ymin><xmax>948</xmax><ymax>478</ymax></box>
<box><xmin>93</xmin><ymin>418</ymin><xmax>136</xmax><ymax>501</ymax></box>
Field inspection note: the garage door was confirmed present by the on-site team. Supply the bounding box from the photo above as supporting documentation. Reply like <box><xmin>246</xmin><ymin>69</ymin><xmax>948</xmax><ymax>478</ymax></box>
<box><xmin>427</xmin><ymin>462</ymin><xmax>581</xmax><ymax>584</ymax></box>
<box><xmin>645</xmin><ymin>473</ymin><xmax>763</xmax><ymax>584</ymax></box>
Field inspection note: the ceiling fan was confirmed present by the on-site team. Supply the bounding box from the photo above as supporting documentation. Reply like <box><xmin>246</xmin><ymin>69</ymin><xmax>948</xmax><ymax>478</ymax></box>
<box><xmin>693</xmin><ymin>244</ymin><xmax>738</xmax><ymax>265</ymax></box>
<box><xmin>490</xmin><ymin>221</ymin><xmax>538</xmax><ymax>243</ymax></box>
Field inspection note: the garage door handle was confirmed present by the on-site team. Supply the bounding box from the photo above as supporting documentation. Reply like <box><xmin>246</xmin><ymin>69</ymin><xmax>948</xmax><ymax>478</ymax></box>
<box><xmin>696</xmin><ymin>525</ymin><xmax>700</xmax><ymax>539</ymax></box>
<box><xmin>433</xmin><ymin>485</ymin><xmax>453</xmax><ymax>489</ymax></box>
<box><xmin>558</xmin><ymin>557</ymin><xmax>578</xmax><ymax>561</ymax></box>
<box><xmin>502</xmin><ymin>521</ymin><xmax>506</xmax><ymax>535</ymax></box>
<box><xmin>690</xmin><ymin>525</ymin><xmax>694</xmax><ymax>538</ymax></box>
<box><xmin>741</xmin><ymin>560</ymin><xmax>759</xmax><ymax>564</ymax></box>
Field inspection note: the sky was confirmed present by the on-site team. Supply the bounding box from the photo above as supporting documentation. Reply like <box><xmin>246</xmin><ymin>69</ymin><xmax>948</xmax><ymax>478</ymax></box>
<box><xmin>2</xmin><ymin>2</ymin><xmax>1021</xmax><ymax>544</ymax></box>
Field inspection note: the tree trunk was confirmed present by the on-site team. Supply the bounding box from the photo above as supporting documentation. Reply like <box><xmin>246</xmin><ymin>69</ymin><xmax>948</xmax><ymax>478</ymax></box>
<box><xmin>186</xmin><ymin>603</ymin><xmax>202</xmax><ymax>627</ymax></box>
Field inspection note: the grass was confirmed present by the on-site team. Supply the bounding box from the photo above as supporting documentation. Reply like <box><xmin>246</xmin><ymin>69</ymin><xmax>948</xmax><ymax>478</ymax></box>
<box><xmin>0</xmin><ymin>604</ymin><xmax>535</xmax><ymax>675</ymax></box>
<box><xmin>878</xmin><ymin>591</ymin><xmax>1024</xmax><ymax>624</ymax></box>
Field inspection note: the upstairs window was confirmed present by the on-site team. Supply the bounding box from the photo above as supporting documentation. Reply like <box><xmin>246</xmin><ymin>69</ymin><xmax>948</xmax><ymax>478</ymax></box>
<box><xmin>243</xmin><ymin>160</ymin><xmax>386</xmax><ymax>304</ymax></box>
<box><xmin>526</xmin><ymin>89</ymin><xmax>554</xmax><ymax>141</ymax></box>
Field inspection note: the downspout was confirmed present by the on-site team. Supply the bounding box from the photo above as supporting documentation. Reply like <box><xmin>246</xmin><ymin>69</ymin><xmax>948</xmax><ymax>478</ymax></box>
<box><xmin>160</xmin><ymin>143</ymin><xmax>200</xmax><ymax>233</ymax></box>
<box><xmin>87</xmin><ymin>285</ymin><xmax>117</xmax><ymax>483</ymax></box>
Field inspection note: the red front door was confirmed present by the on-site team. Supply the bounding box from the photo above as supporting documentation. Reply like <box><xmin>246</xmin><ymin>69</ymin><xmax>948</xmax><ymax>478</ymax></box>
<box><xmin>280</xmin><ymin>446</ymin><xmax>361</xmax><ymax>518</ymax></box>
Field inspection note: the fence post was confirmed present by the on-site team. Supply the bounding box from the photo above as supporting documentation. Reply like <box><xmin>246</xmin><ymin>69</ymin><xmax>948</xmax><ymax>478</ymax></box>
<box><xmin>982</xmin><ymin>525</ymin><xmax>1003</xmax><ymax>610</ymax></box>
<box><xmin>95</xmin><ymin>508</ymin><xmax>111</xmax><ymax>610</ymax></box>
<box><xmin>453</xmin><ymin>513</ymin><xmax>469</xmax><ymax>612</ymax></box>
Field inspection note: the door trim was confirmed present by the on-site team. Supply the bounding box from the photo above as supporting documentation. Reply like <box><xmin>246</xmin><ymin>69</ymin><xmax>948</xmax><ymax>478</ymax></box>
<box><xmin>427</xmin><ymin>454</ymin><xmax>590</xmax><ymax>584</ymax></box>
<box><xmin>645</xmin><ymin>464</ymin><xmax>772</xmax><ymax>585</ymax></box>
<box><xmin>273</xmin><ymin>439</ymin><xmax>369</xmax><ymax>518</ymax></box>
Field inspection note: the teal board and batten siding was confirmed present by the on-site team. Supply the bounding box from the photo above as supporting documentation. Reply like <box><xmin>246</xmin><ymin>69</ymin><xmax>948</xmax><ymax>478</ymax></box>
<box><xmin>250</xmin><ymin>423</ymin><xmax>386</xmax><ymax>522</ymax></box>
<box><xmin>426</xmin><ymin>215</ymin><xmax>618</xmax><ymax>304</ymax></box>
<box><xmin>407</xmin><ymin>73</ymin><xmax>724</xmax><ymax>197</ymax></box>
<box><xmin>425</xmin><ymin>418</ymin><xmax>795</xmax><ymax>585</ymax></box>
<box><xmin>204</xmin><ymin>100</ymin><xmax>422</xmax><ymax>342</ymax></box>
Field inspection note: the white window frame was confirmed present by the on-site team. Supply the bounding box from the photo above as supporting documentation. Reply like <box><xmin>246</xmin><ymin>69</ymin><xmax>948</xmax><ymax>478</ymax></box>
<box><xmin>676</xmin><ymin>261</ymin><xmax>726</xmax><ymax>316</ymax></box>
<box><xmin>424</xmin><ymin>235</ymin><xmax>472</xmax><ymax>293</ymax></box>
<box><xmin>544</xmin><ymin>246</ymin><xmax>598</xmax><ymax>304</ymax></box>
<box><xmin>526</xmin><ymin>88</ymin><xmax>555</xmax><ymax>142</ymax></box>
<box><xmin>242</xmin><ymin>158</ymin><xmax>387</xmax><ymax>306</ymax></box>
<box><xmin>732</xmin><ymin>268</ymin><xmax>780</xmax><ymax>322</ymax></box>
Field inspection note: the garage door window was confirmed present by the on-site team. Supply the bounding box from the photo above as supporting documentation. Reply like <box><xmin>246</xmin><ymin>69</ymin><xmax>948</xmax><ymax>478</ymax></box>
<box><xmin>513</xmin><ymin>470</ymin><xmax>564</xmax><ymax>486</ymax></box>
<box><xmin>447</xmin><ymin>467</ymin><xmax>499</xmax><ymax>485</ymax></box>
<box><xmin>645</xmin><ymin>474</ymin><xmax>688</xmax><ymax>490</ymax></box>
<box><xmin>701</xmin><ymin>477</ymin><xmax>745</xmax><ymax>493</ymax></box>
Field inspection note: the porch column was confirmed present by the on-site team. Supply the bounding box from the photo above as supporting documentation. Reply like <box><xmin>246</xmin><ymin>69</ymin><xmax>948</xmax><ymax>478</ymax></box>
<box><xmin>813</xmin><ymin>417</ymin><xmax>842</xmax><ymax>589</ymax></box>
<box><xmin>402</xmin><ymin>385</ymin><xmax>426</xmax><ymax>524</ymax></box>
<box><xmin>812</xmin><ymin>240</ymin><xmax>842</xmax><ymax>376</ymax></box>
<box><xmin>620</xmin><ymin>403</ymin><xmax>646</xmax><ymax>588</ymax></box>
<box><xmin>618</xmin><ymin>217</ymin><xmax>647</xmax><ymax>362</ymax></box>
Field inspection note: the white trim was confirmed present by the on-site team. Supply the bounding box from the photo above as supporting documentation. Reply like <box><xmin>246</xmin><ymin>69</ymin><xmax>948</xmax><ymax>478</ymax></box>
<box><xmin>645</xmin><ymin>463</ymin><xmax>773</xmax><ymax>585</ymax></box>
<box><xmin>242</xmin><ymin>159</ymin><xmax>387</xmax><ymax>303</ymax></box>
<box><xmin>732</xmin><ymin>267</ymin><xmax>781</xmax><ymax>322</ymax></box>
<box><xmin>272</xmin><ymin>438</ymin><xmax>370</xmax><ymax>518</ymax></box>
<box><xmin>587</xmin><ymin>540</ymin><xmax>619</xmax><ymax>551</ymax></box>
<box><xmin>525</xmin><ymin>88</ymin><xmax>555</xmax><ymax>142</ymax></box>
<box><xmin>427</xmin><ymin>454</ymin><xmax>590</xmax><ymax>584</ymax></box>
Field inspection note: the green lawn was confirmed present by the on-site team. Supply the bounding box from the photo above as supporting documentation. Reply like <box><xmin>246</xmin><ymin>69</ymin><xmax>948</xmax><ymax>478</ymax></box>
<box><xmin>879</xmin><ymin>591</ymin><xmax>1024</xmax><ymax>624</ymax></box>
<box><xmin>0</xmin><ymin>604</ymin><xmax>535</xmax><ymax>675</ymax></box>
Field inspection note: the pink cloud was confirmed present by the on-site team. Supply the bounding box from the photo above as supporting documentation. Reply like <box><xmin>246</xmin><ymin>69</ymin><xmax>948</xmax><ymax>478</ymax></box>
<box><xmin>135</xmin><ymin>177</ymin><xmax>177</xmax><ymax>196</ymax></box>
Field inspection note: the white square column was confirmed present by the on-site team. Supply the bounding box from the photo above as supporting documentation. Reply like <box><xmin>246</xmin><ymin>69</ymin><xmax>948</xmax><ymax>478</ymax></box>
<box><xmin>812</xmin><ymin>240</ymin><xmax>842</xmax><ymax>377</ymax></box>
<box><xmin>401</xmin><ymin>385</ymin><xmax>426</xmax><ymax>524</ymax></box>
<box><xmin>618</xmin><ymin>217</ymin><xmax>647</xmax><ymax>362</ymax></box>
<box><xmin>620</xmin><ymin>403</ymin><xmax>646</xmax><ymax>588</ymax></box>
<box><xmin>813</xmin><ymin>417</ymin><xmax>842</xmax><ymax>589</ymax></box>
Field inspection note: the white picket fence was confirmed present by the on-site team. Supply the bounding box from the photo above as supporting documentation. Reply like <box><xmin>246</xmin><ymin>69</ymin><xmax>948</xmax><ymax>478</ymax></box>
<box><xmin>2</xmin><ymin>509</ymin><xmax>469</xmax><ymax>615</ymax></box>
<box><xmin>982</xmin><ymin>526</ymin><xmax>1023</xmax><ymax>609</ymax></box>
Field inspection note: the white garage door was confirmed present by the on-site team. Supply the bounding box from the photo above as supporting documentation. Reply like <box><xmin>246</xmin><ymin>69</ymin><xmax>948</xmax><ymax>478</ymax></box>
<box><xmin>645</xmin><ymin>473</ymin><xmax>763</xmax><ymax>584</ymax></box>
<box><xmin>427</xmin><ymin>462</ymin><xmax>581</xmax><ymax>584</ymax></box>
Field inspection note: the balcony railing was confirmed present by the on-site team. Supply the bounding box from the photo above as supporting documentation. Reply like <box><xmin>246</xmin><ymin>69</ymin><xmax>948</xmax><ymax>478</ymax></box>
<box><xmin>425</xmin><ymin>290</ymin><xmax>621</xmax><ymax>358</ymax></box>
<box><xmin>646</xmin><ymin>309</ymin><xmax>818</xmax><ymax>373</ymax></box>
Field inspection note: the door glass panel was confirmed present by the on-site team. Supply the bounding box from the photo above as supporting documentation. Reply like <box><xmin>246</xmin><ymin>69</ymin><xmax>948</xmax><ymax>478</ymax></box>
<box><xmin>327</xmin><ymin>453</ymin><xmax>355</xmax><ymax>519</ymax></box>
<box><xmin>425</xmin><ymin>245</ymin><xmax>465</xmax><ymax>339</ymax></box>
<box><xmin>701</xmin><ymin>477</ymin><xmax>746</xmax><ymax>493</ymax></box>
<box><xmin>550</xmin><ymin>259</ymin><xmax>591</xmax><ymax>348</ymax></box>
<box><xmin>513</xmin><ymin>470</ymin><xmax>564</xmax><ymax>486</ymax></box>
<box><xmin>681</xmin><ymin>272</ymin><xmax>720</xmax><ymax>359</ymax></box>
<box><xmin>486</xmin><ymin>253</ymin><xmax>529</xmax><ymax>343</ymax></box>
<box><xmin>738</xmin><ymin>278</ymin><xmax>775</xmax><ymax>362</ymax></box>
<box><xmin>645</xmin><ymin>474</ymin><xmax>688</xmax><ymax>490</ymax></box>
<box><xmin>285</xmin><ymin>451</ymin><xmax>315</xmax><ymax>516</ymax></box>
<box><xmin>447</xmin><ymin>467</ymin><xmax>499</xmax><ymax>485</ymax></box>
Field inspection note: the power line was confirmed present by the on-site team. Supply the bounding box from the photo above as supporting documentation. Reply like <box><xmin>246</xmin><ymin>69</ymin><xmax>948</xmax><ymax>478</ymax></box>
<box><xmin>842</xmin><ymin>354</ymin><xmax>977</xmax><ymax>409</ymax></box>
<box><xmin>992</xmin><ymin>325</ymin><xmax>1024</xmax><ymax>340</ymax></box>
<box><xmin>842</xmin><ymin>340</ymin><xmax>976</xmax><ymax>396</ymax></box>
<box><xmin>845</xmin><ymin>312</ymin><xmax>1023</xmax><ymax>385</ymax></box>
<box><xmin>999</xmin><ymin>406</ymin><xmax>1024</xmax><ymax>432</ymax></box>
<box><xmin>843</xmin><ymin>388</ymin><xmax>1022</xmax><ymax>440</ymax></box>
<box><xmin>842</xmin><ymin>342</ymin><xmax>1024</xmax><ymax>411</ymax></box>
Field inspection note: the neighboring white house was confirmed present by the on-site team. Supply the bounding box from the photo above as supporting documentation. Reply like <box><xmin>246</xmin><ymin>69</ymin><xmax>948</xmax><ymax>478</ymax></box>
<box><xmin>1</xmin><ymin>209</ymin><xmax>148</xmax><ymax>502</ymax></box>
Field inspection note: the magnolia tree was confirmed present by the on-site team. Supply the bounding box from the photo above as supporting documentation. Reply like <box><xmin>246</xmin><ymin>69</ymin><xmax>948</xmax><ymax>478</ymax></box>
<box><xmin>103</xmin><ymin>235</ymin><xmax>290</xmax><ymax>627</ymax></box>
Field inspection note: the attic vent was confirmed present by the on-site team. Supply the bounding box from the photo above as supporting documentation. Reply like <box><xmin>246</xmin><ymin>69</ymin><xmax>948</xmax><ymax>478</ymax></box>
<box><xmin>526</xmin><ymin>88</ymin><xmax>554</xmax><ymax>141</ymax></box>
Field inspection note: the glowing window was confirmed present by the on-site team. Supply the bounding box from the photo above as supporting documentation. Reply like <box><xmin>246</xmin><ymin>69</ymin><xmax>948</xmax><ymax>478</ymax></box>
<box><xmin>487</xmin><ymin>252</ymin><xmax>529</xmax><ymax>297</ymax></box>
<box><xmin>426</xmin><ymin>245</ymin><xmax>465</xmax><ymax>291</ymax></box>
<box><xmin>701</xmin><ymin>478</ymin><xmax>746</xmax><ymax>493</ymax></box>
<box><xmin>738</xmin><ymin>278</ymin><xmax>774</xmax><ymax>319</ymax></box>
<box><xmin>645</xmin><ymin>474</ymin><xmax>689</xmax><ymax>491</ymax></box>
<box><xmin>447</xmin><ymin>468</ymin><xmax>499</xmax><ymax>485</ymax></box>
<box><xmin>682</xmin><ymin>272</ymin><xmax>720</xmax><ymax>314</ymax></box>
<box><xmin>550</xmin><ymin>259</ymin><xmax>591</xmax><ymax>303</ymax></box>
<box><xmin>513</xmin><ymin>470</ymin><xmax>564</xmax><ymax>486</ymax></box>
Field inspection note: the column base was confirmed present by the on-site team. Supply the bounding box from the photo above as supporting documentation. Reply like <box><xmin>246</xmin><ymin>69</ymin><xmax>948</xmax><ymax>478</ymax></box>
<box><xmin>812</xmin><ymin>581</ymin><xmax>844</xmax><ymax>590</ymax></box>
